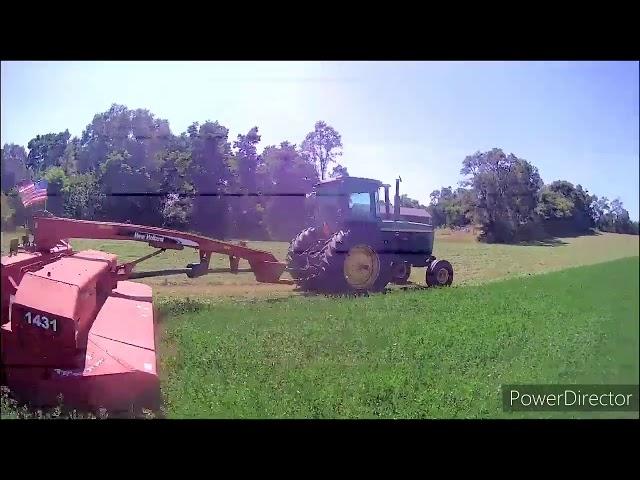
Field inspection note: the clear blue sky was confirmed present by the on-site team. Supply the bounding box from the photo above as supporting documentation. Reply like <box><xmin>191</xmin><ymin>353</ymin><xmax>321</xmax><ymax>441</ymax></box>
<box><xmin>2</xmin><ymin>61</ymin><xmax>638</xmax><ymax>219</ymax></box>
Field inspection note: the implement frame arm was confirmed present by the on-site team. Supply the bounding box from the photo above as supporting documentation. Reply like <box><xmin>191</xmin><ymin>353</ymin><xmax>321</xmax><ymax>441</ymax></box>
<box><xmin>27</xmin><ymin>215</ymin><xmax>288</xmax><ymax>284</ymax></box>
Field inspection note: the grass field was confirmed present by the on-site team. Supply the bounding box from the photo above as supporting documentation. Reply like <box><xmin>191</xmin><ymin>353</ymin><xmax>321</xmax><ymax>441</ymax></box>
<box><xmin>1</xmin><ymin>227</ymin><xmax>638</xmax><ymax>419</ymax></box>
<box><xmin>158</xmin><ymin>258</ymin><xmax>639</xmax><ymax>419</ymax></box>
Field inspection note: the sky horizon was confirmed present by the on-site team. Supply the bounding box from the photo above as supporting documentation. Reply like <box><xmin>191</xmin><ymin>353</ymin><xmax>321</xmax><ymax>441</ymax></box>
<box><xmin>2</xmin><ymin>61</ymin><xmax>638</xmax><ymax>220</ymax></box>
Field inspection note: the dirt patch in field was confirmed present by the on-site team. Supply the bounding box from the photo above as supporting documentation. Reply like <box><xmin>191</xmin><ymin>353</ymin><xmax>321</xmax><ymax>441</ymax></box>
<box><xmin>435</xmin><ymin>228</ymin><xmax>479</xmax><ymax>243</ymax></box>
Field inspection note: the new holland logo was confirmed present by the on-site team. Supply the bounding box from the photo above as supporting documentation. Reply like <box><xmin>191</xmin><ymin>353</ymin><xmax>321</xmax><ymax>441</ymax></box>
<box><xmin>133</xmin><ymin>231</ymin><xmax>166</xmax><ymax>243</ymax></box>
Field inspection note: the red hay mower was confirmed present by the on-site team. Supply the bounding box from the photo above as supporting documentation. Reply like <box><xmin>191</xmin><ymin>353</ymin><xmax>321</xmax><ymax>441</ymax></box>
<box><xmin>1</xmin><ymin>214</ymin><xmax>289</xmax><ymax>413</ymax></box>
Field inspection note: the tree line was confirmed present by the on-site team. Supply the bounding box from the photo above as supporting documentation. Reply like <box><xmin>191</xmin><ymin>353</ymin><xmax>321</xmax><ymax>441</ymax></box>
<box><xmin>1</xmin><ymin>104</ymin><xmax>346</xmax><ymax>241</ymax></box>
<box><xmin>412</xmin><ymin>148</ymin><xmax>639</xmax><ymax>241</ymax></box>
<box><xmin>2</xmin><ymin>104</ymin><xmax>637</xmax><ymax>243</ymax></box>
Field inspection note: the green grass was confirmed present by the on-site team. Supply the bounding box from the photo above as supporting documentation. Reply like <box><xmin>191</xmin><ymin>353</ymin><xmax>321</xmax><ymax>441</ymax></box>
<box><xmin>159</xmin><ymin>258</ymin><xmax>639</xmax><ymax>419</ymax></box>
<box><xmin>2</xmin><ymin>227</ymin><xmax>638</xmax><ymax>419</ymax></box>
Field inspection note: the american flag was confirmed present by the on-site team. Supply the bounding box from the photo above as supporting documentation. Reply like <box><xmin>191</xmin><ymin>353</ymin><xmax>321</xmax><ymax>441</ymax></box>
<box><xmin>18</xmin><ymin>180</ymin><xmax>48</xmax><ymax>207</ymax></box>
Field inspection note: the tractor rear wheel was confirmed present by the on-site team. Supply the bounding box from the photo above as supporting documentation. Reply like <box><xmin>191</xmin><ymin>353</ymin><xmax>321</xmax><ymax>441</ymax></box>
<box><xmin>426</xmin><ymin>259</ymin><xmax>453</xmax><ymax>287</ymax></box>
<box><xmin>390</xmin><ymin>260</ymin><xmax>411</xmax><ymax>285</ymax></box>
<box><xmin>306</xmin><ymin>229</ymin><xmax>392</xmax><ymax>293</ymax></box>
<box><xmin>286</xmin><ymin>227</ymin><xmax>323</xmax><ymax>284</ymax></box>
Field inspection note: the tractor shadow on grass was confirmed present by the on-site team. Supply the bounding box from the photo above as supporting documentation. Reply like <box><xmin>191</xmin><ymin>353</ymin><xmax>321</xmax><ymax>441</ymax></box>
<box><xmin>393</xmin><ymin>281</ymin><xmax>430</xmax><ymax>292</ymax></box>
<box><xmin>285</xmin><ymin>281</ymin><xmax>431</xmax><ymax>301</ymax></box>
<box><xmin>290</xmin><ymin>286</ymin><xmax>385</xmax><ymax>299</ymax></box>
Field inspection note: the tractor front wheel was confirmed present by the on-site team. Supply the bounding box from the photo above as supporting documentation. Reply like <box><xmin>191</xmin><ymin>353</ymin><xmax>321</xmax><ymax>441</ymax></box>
<box><xmin>426</xmin><ymin>259</ymin><xmax>453</xmax><ymax>287</ymax></box>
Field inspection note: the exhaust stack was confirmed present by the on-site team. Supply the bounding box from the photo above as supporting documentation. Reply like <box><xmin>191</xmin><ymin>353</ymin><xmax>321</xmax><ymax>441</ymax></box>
<box><xmin>394</xmin><ymin>177</ymin><xmax>402</xmax><ymax>221</ymax></box>
<box><xmin>384</xmin><ymin>186</ymin><xmax>390</xmax><ymax>217</ymax></box>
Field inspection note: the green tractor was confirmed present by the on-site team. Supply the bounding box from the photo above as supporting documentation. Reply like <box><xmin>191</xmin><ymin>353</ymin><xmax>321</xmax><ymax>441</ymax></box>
<box><xmin>286</xmin><ymin>176</ymin><xmax>454</xmax><ymax>293</ymax></box>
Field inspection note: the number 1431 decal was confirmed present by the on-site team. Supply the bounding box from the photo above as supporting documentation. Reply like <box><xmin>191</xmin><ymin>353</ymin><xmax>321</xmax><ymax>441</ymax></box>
<box><xmin>24</xmin><ymin>311</ymin><xmax>58</xmax><ymax>332</ymax></box>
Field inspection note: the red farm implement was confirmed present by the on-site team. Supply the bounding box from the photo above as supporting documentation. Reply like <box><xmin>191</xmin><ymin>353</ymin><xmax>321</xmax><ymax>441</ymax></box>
<box><xmin>1</xmin><ymin>214</ymin><xmax>289</xmax><ymax>413</ymax></box>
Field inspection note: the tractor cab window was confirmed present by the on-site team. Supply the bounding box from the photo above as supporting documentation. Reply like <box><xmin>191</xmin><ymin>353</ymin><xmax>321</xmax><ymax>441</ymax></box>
<box><xmin>349</xmin><ymin>192</ymin><xmax>373</xmax><ymax>219</ymax></box>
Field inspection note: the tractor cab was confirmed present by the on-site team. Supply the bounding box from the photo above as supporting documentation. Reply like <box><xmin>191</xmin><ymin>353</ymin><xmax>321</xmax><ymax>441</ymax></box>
<box><xmin>309</xmin><ymin>177</ymin><xmax>390</xmax><ymax>233</ymax></box>
<box><xmin>308</xmin><ymin>176</ymin><xmax>427</xmax><ymax>234</ymax></box>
